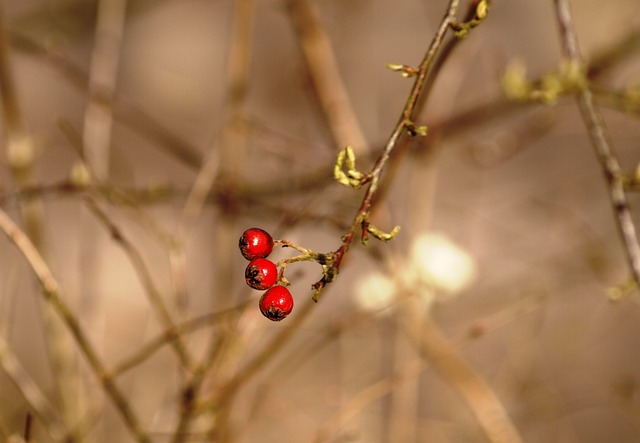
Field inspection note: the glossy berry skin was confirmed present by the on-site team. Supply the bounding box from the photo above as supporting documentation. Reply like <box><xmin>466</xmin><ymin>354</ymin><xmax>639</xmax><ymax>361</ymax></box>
<box><xmin>239</xmin><ymin>228</ymin><xmax>274</xmax><ymax>260</ymax></box>
<box><xmin>245</xmin><ymin>258</ymin><xmax>278</xmax><ymax>290</ymax></box>
<box><xmin>259</xmin><ymin>286</ymin><xmax>294</xmax><ymax>321</ymax></box>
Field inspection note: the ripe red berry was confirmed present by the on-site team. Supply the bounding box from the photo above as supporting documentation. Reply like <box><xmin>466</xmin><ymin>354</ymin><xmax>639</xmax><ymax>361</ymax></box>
<box><xmin>245</xmin><ymin>258</ymin><xmax>278</xmax><ymax>290</ymax></box>
<box><xmin>259</xmin><ymin>286</ymin><xmax>294</xmax><ymax>321</ymax></box>
<box><xmin>239</xmin><ymin>228</ymin><xmax>274</xmax><ymax>260</ymax></box>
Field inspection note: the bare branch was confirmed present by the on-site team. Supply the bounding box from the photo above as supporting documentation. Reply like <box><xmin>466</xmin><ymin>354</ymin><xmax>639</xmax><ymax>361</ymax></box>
<box><xmin>312</xmin><ymin>0</ymin><xmax>471</xmax><ymax>299</ymax></box>
<box><xmin>0</xmin><ymin>335</ymin><xmax>69</xmax><ymax>442</ymax></box>
<box><xmin>287</xmin><ymin>0</ymin><xmax>369</xmax><ymax>153</ymax></box>
<box><xmin>552</xmin><ymin>0</ymin><xmax>640</xmax><ymax>290</ymax></box>
<box><xmin>84</xmin><ymin>197</ymin><xmax>196</xmax><ymax>371</ymax></box>
<box><xmin>403</xmin><ymin>305</ymin><xmax>524</xmax><ymax>443</ymax></box>
<box><xmin>0</xmin><ymin>207</ymin><xmax>152</xmax><ymax>443</ymax></box>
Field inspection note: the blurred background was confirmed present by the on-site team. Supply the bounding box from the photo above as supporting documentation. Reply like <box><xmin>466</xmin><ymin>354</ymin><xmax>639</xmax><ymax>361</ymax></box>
<box><xmin>0</xmin><ymin>0</ymin><xmax>639</xmax><ymax>442</ymax></box>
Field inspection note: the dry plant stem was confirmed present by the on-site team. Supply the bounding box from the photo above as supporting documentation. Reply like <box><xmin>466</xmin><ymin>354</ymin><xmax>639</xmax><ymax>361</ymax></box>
<box><xmin>110</xmin><ymin>302</ymin><xmax>249</xmax><ymax>377</ymax></box>
<box><xmin>311</xmin><ymin>296</ymin><xmax>543</xmax><ymax>442</ymax></box>
<box><xmin>79</xmin><ymin>3</ymin><xmax>128</xmax><ymax>436</ymax></box>
<box><xmin>178</xmin><ymin>0</ymin><xmax>254</xmax><ymax>224</ymax></box>
<box><xmin>9</xmin><ymin>21</ymin><xmax>639</xmax><ymax>175</ymax></box>
<box><xmin>114</xmin><ymin>97</ymin><xmax>203</xmax><ymax>169</ymax></box>
<box><xmin>8</xmin><ymin>31</ymin><xmax>202</xmax><ymax>170</ymax></box>
<box><xmin>0</xmin><ymin>335</ymin><xmax>69</xmax><ymax>442</ymax></box>
<box><xmin>170</xmin><ymin>330</ymin><xmax>230</xmax><ymax>443</ymax></box>
<box><xmin>82</xmin><ymin>0</ymin><xmax>127</xmax><ymax>179</ymax></box>
<box><xmin>171</xmin><ymin>0</ymin><xmax>255</xmax><ymax>312</ymax></box>
<box><xmin>585</xmin><ymin>27</ymin><xmax>640</xmax><ymax>79</ymax></box>
<box><xmin>0</xmin><ymin>208</ymin><xmax>152</xmax><ymax>443</ymax></box>
<box><xmin>0</xmin><ymin>5</ymin><xmax>21</xmax><ymax>133</ymax></box>
<box><xmin>418</xmin><ymin>21</ymin><xmax>640</xmax><ymax>156</ymax></box>
<box><xmin>178</xmin><ymin>291</ymin><xmax>280</xmax><ymax>441</ymax></box>
<box><xmin>552</xmin><ymin>0</ymin><xmax>640</xmax><ymax>288</ymax></box>
<box><xmin>403</xmin><ymin>308</ymin><xmax>524</xmax><ymax>443</ymax></box>
<box><xmin>420</xmin><ymin>0</ymin><xmax>486</xmax><ymax>103</ymax></box>
<box><xmin>315</xmin><ymin>0</ymin><xmax>463</xmax><ymax>297</ymax></box>
<box><xmin>312</xmin><ymin>359</ymin><xmax>426</xmax><ymax>443</ymax></box>
<box><xmin>172</xmin><ymin>295</ymin><xmax>259</xmax><ymax>438</ymax></box>
<box><xmin>170</xmin><ymin>0</ymin><xmax>257</xmax><ymax>440</ymax></box>
<box><xmin>211</xmin><ymin>297</ymin><xmax>317</xmax><ymax>439</ymax></box>
<box><xmin>0</xmin><ymin>3</ymin><xmax>80</xmax><ymax>434</ymax></box>
<box><xmin>200</xmin><ymin>0</ymin><xmax>255</xmax><ymax>314</ymax></box>
<box><xmin>84</xmin><ymin>197</ymin><xmax>195</xmax><ymax>371</ymax></box>
<box><xmin>57</xmin><ymin>116</ymin><xmax>181</xmax><ymax>263</ymax></box>
<box><xmin>287</xmin><ymin>0</ymin><xmax>369</xmax><ymax>153</ymax></box>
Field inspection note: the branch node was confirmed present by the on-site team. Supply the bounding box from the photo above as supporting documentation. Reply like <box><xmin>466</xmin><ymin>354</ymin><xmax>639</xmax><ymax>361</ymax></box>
<box><xmin>405</xmin><ymin>120</ymin><xmax>428</xmax><ymax>137</ymax></box>
<box><xmin>386</xmin><ymin>63</ymin><xmax>420</xmax><ymax>78</ymax></box>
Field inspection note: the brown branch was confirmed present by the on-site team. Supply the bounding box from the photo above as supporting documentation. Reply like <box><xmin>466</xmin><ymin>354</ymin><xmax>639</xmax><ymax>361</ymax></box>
<box><xmin>207</xmin><ymin>297</ymin><xmax>317</xmax><ymax>439</ymax></box>
<box><xmin>110</xmin><ymin>302</ymin><xmax>249</xmax><ymax>377</ymax></box>
<box><xmin>287</xmin><ymin>0</ymin><xmax>369</xmax><ymax>153</ymax></box>
<box><xmin>403</xmin><ymin>308</ymin><xmax>524</xmax><ymax>443</ymax></box>
<box><xmin>84</xmin><ymin>197</ymin><xmax>196</xmax><ymax>372</ymax></box>
<box><xmin>170</xmin><ymin>0</ymin><xmax>258</xmax><ymax>440</ymax></box>
<box><xmin>0</xmin><ymin>335</ymin><xmax>69</xmax><ymax>442</ymax></box>
<box><xmin>0</xmin><ymin>5</ymin><xmax>23</xmax><ymax>135</ymax></box>
<box><xmin>552</xmin><ymin>0</ymin><xmax>640</xmax><ymax>289</ymax></box>
<box><xmin>82</xmin><ymin>0</ymin><xmax>127</xmax><ymax>179</ymax></box>
<box><xmin>0</xmin><ymin>207</ymin><xmax>152</xmax><ymax>443</ymax></box>
<box><xmin>0</xmin><ymin>3</ymin><xmax>85</xmax><ymax>434</ymax></box>
<box><xmin>312</xmin><ymin>359</ymin><xmax>426</xmax><ymax>443</ymax></box>
<box><xmin>312</xmin><ymin>0</ymin><xmax>470</xmax><ymax>299</ymax></box>
<box><xmin>8</xmin><ymin>32</ymin><xmax>203</xmax><ymax>170</ymax></box>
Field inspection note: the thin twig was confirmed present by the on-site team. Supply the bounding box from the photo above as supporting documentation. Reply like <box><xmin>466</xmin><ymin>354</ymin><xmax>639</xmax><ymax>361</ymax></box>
<box><xmin>312</xmin><ymin>0</ymin><xmax>468</xmax><ymax>299</ymax></box>
<box><xmin>169</xmin><ymin>0</ymin><xmax>257</xmax><ymax>440</ymax></box>
<box><xmin>0</xmin><ymin>335</ymin><xmax>69</xmax><ymax>442</ymax></box>
<box><xmin>167</xmin><ymin>0</ymin><xmax>258</xmax><ymax>316</ymax></box>
<box><xmin>287</xmin><ymin>0</ymin><xmax>369</xmax><ymax>153</ymax></box>
<box><xmin>110</xmin><ymin>301</ymin><xmax>249</xmax><ymax>377</ymax></box>
<box><xmin>208</xmin><ymin>296</ymin><xmax>317</xmax><ymax>440</ymax></box>
<box><xmin>177</xmin><ymin>0</ymin><xmax>255</xmax><ymax>226</ymax></box>
<box><xmin>0</xmin><ymin>5</ymin><xmax>22</xmax><ymax>136</ymax></box>
<box><xmin>402</xmin><ymin>305</ymin><xmax>524</xmax><ymax>443</ymax></box>
<box><xmin>84</xmin><ymin>197</ymin><xmax>196</xmax><ymax>372</ymax></box>
<box><xmin>170</xmin><ymin>330</ymin><xmax>228</xmax><ymax>443</ymax></box>
<box><xmin>0</xmin><ymin>2</ymin><xmax>82</xmax><ymax>433</ymax></box>
<box><xmin>552</xmin><ymin>0</ymin><xmax>640</xmax><ymax>288</ymax></box>
<box><xmin>8</xmin><ymin>31</ymin><xmax>203</xmax><ymax>169</ymax></box>
<box><xmin>82</xmin><ymin>0</ymin><xmax>127</xmax><ymax>179</ymax></box>
<box><xmin>312</xmin><ymin>359</ymin><xmax>426</xmax><ymax>443</ymax></box>
<box><xmin>78</xmin><ymin>2</ymin><xmax>128</xmax><ymax>435</ymax></box>
<box><xmin>0</xmin><ymin>207</ymin><xmax>152</xmax><ymax>443</ymax></box>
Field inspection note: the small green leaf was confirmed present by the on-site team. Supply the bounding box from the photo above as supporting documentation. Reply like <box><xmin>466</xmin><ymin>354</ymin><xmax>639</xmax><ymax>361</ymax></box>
<box><xmin>334</xmin><ymin>146</ymin><xmax>368</xmax><ymax>189</ymax></box>
<box><xmin>367</xmin><ymin>224</ymin><xmax>401</xmax><ymax>242</ymax></box>
<box><xmin>476</xmin><ymin>0</ymin><xmax>489</xmax><ymax>20</ymax></box>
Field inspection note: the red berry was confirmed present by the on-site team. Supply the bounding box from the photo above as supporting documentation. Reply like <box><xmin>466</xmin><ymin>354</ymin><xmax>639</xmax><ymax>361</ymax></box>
<box><xmin>259</xmin><ymin>286</ymin><xmax>294</xmax><ymax>321</ymax></box>
<box><xmin>239</xmin><ymin>228</ymin><xmax>274</xmax><ymax>260</ymax></box>
<box><xmin>245</xmin><ymin>258</ymin><xmax>278</xmax><ymax>290</ymax></box>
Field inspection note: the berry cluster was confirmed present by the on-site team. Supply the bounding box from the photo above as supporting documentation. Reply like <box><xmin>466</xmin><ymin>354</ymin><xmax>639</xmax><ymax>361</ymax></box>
<box><xmin>239</xmin><ymin>228</ymin><xmax>294</xmax><ymax>321</ymax></box>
